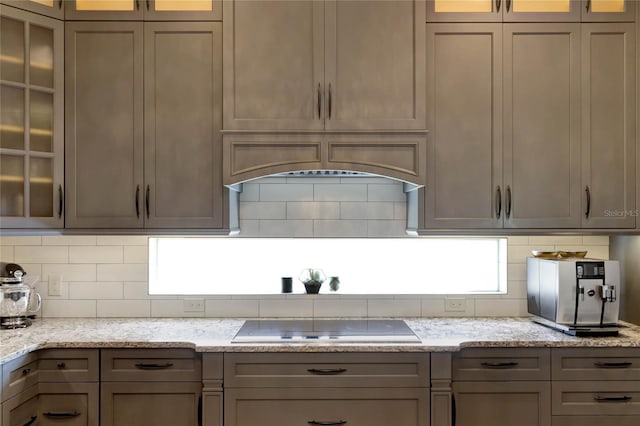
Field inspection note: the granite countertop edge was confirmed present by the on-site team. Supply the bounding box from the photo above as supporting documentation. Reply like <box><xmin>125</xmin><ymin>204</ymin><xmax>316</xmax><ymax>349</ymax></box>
<box><xmin>2</xmin><ymin>317</ymin><xmax>640</xmax><ymax>364</ymax></box>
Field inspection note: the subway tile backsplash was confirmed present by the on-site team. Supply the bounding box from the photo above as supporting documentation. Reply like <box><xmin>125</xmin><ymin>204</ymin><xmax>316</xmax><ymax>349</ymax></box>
<box><xmin>0</xmin><ymin>179</ymin><xmax>611</xmax><ymax>319</ymax></box>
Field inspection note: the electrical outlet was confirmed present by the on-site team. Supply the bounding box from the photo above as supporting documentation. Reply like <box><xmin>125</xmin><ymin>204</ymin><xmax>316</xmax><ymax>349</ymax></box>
<box><xmin>445</xmin><ymin>298</ymin><xmax>466</xmax><ymax>312</ymax></box>
<box><xmin>48</xmin><ymin>275</ymin><xmax>62</xmax><ymax>296</ymax></box>
<box><xmin>183</xmin><ymin>298</ymin><xmax>205</xmax><ymax>312</ymax></box>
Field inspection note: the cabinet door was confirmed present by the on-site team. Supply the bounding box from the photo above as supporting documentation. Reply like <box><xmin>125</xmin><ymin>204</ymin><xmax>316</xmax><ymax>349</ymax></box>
<box><xmin>453</xmin><ymin>381</ymin><xmax>551</xmax><ymax>426</ymax></box>
<box><xmin>100</xmin><ymin>382</ymin><xmax>201</xmax><ymax>426</ymax></box>
<box><xmin>425</xmin><ymin>23</ymin><xmax>503</xmax><ymax>228</ymax></box>
<box><xmin>0</xmin><ymin>6</ymin><xmax>63</xmax><ymax>228</ymax></box>
<box><xmin>225</xmin><ymin>388</ymin><xmax>429</xmax><ymax>426</ymax></box>
<box><xmin>582</xmin><ymin>0</ymin><xmax>635</xmax><ymax>22</ymax></box>
<box><xmin>324</xmin><ymin>0</ymin><xmax>426</xmax><ymax>130</ymax></box>
<box><xmin>426</xmin><ymin>0</ymin><xmax>502</xmax><ymax>23</ymax></box>
<box><xmin>2</xmin><ymin>385</ymin><xmax>37</xmax><ymax>426</ymax></box>
<box><xmin>581</xmin><ymin>23</ymin><xmax>635</xmax><ymax>228</ymax></box>
<box><xmin>65</xmin><ymin>0</ymin><xmax>143</xmax><ymax>20</ymax></box>
<box><xmin>222</xmin><ymin>0</ymin><xmax>324</xmax><ymax>131</ymax></box>
<box><xmin>65</xmin><ymin>22</ymin><xmax>144</xmax><ymax>228</ymax></box>
<box><xmin>503</xmin><ymin>0</ymin><xmax>581</xmax><ymax>22</ymax></box>
<box><xmin>1</xmin><ymin>0</ymin><xmax>64</xmax><ymax>19</ymax></box>
<box><xmin>38</xmin><ymin>383</ymin><xmax>99</xmax><ymax>426</ymax></box>
<box><xmin>145</xmin><ymin>0</ymin><xmax>221</xmax><ymax>20</ymax></box>
<box><xmin>144</xmin><ymin>22</ymin><xmax>223</xmax><ymax>228</ymax></box>
<box><xmin>503</xmin><ymin>24</ymin><xmax>581</xmax><ymax>228</ymax></box>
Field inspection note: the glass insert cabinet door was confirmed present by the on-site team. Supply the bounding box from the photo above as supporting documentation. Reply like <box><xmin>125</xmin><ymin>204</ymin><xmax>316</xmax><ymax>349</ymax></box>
<box><xmin>426</xmin><ymin>0</ymin><xmax>582</xmax><ymax>21</ymax></box>
<box><xmin>0</xmin><ymin>0</ymin><xmax>65</xmax><ymax>20</ymax></box>
<box><xmin>583</xmin><ymin>0</ymin><xmax>636</xmax><ymax>21</ymax></box>
<box><xmin>66</xmin><ymin>0</ymin><xmax>220</xmax><ymax>20</ymax></box>
<box><xmin>0</xmin><ymin>5</ymin><xmax>63</xmax><ymax>228</ymax></box>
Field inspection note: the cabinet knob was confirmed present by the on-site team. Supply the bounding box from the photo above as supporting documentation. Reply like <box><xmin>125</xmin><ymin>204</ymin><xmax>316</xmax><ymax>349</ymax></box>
<box><xmin>22</xmin><ymin>368</ymin><xmax>31</xmax><ymax>376</ymax></box>
<box><xmin>57</xmin><ymin>362</ymin><xmax>66</xmax><ymax>369</ymax></box>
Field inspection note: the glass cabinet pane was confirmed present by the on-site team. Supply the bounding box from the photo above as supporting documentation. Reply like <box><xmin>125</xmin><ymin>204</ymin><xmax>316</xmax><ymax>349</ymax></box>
<box><xmin>75</xmin><ymin>0</ymin><xmax>135</xmax><ymax>11</ymax></box>
<box><xmin>154</xmin><ymin>0</ymin><xmax>213</xmax><ymax>11</ymax></box>
<box><xmin>0</xmin><ymin>16</ymin><xmax>25</xmax><ymax>83</ymax></box>
<box><xmin>591</xmin><ymin>0</ymin><xmax>625</xmax><ymax>12</ymax></box>
<box><xmin>0</xmin><ymin>85</ymin><xmax>25</xmax><ymax>150</ymax></box>
<box><xmin>512</xmin><ymin>0</ymin><xmax>571</xmax><ymax>12</ymax></box>
<box><xmin>30</xmin><ymin>90</ymin><xmax>54</xmax><ymax>153</ymax></box>
<box><xmin>0</xmin><ymin>155</ymin><xmax>25</xmax><ymax>217</ymax></box>
<box><xmin>31</xmin><ymin>0</ymin><xmax>55</xmax><ymax>6</ymax></box>
<box><xmin>29</xmin><ymin>24</ymin><xmax>54</xmax><ymax>88</ymax></box>
<box><xmin>29</xmin><ymin>157</ymin><xmax>53</xmax><ymax>217</ymax></box>
<box><xmin>434</xmin><ymin>0</ymin><xmax>493</xmax><ymax>13</ymax></box>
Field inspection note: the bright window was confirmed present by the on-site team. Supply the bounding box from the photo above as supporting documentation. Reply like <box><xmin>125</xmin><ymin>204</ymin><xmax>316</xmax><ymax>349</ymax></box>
<box><xmin>149</xmin><ymin>237</ymin><xmax>507</xmax><ymax>295</ymax></box>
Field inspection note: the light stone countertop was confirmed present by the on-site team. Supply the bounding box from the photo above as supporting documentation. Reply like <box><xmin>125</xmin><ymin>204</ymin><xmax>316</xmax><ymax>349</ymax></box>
<box><xmin>2</xmin><ymin>317</ymin><xmax>640</xmax><ymax>364</ymax></box>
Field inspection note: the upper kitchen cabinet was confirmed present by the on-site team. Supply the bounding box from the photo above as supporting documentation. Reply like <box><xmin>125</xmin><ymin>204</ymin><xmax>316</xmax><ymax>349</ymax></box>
<box><xmin>223</xmin><ymin>0</ymin><xmax>425</xmax><ymax>131</ymax></box>
<box><xmin>425</xmin><ymin>23</ymin><xmax>504</xmax><ymax>229</ymax></box>
<box><xmin>65</xmin><ymin>0</ymin><xmax>221</xmax><ymax>20</ymax></box>
<box><xmin>144</xmin><ymin>22</ymin><xmax>223</xmax><ymax>228</ymax></box>
<box><xmin>0</xmin><ymin>0</ymin><xmax>64</xmax><ymax>19</ymax></box>
<box><xmin>503</xmin><ymin>24</ymin><xmax>582</xmax><ymax>228</ymax></box>
<box><xmin>66</xmin><ymin>21</ymin><xmax>224</xmax><ymax>229</ymax></box>
<box><xmin>65</xmin><ymin>21</ymin><xmax>144</xmax><ymax>229</ymax></box>
<box><xmin>581</xmin><ymin>23</ymin><xmax>635</xmax><ymax>228</ymax></box>
<box><xmin>426</xmin><ymin>0</ymin><xmax>581</xmax><ymax>22</ymax></box>
<box><xmin>581</xmin><ymin>0</ymin><xmax>635</xmax><ymax>22</ymax></box>
<box><xmin>0</xmin><ymin>5</ymin><xmax>64</xmax><ymax>229</ymax></box>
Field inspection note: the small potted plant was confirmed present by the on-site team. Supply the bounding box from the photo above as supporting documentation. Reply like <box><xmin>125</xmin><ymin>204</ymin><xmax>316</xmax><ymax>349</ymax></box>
<box><xmin>299</xmin><ymin>268</ymin><xmax>326</xmax><ymax>294</ymax></box>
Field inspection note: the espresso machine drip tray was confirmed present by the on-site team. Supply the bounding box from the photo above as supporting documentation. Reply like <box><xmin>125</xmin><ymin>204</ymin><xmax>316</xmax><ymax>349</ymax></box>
<box><xmin>532</xmin><ymin>316</ymin><xmax>620</xmax><ymax>337</ymax></box>
<box><xmin>0</xmin><ymin>316</ymin><xmax>32</xmax><ymax>329</ymax></box>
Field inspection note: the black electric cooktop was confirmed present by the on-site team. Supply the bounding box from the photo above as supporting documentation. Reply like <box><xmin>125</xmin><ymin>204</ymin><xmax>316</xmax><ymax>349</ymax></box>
<box><xmin>231</xmin><ymin>319</ymin><xmax>420</xmax><ymax>343</ymax></box>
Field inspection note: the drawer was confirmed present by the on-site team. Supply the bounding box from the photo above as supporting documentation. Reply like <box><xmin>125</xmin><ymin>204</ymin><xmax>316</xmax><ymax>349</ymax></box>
<box><xmin>552</xmin><ymin>381</ymin><xmax>640</xmax><ymax>416</ymax></box>
<box><xmin>2</xmin><ymin>352</ymin><xmax>38</xmax><ymax>402</ymax></box>
<box><xmin>224</xmin><ymin>353</ymin><xmax>430</xmax><ymax>388</ymax></box>
<box><xmin>101</xmin><ymin>349</ymin><xmax>202</xmax><ymax>382</ymax></box>
<box><xmin>38</xmin><ymin>349</ymin><xmax>99</xmax><ymax>383</ymax></box>
<box><xmin>224</xmin><ymin>387</ymin><xmax>429</xmax><ymax>426</ymax></box>
<box><xmin>552</xmin><ymin>348</ymin><xmax>640</xmax><ymax>381</ymax></box>
<box><xmin>452</xmin><ymin>348</ymin><xmax>550</xmax><ymax>381</ymax></box>
<box><xmin>552</xmin><ymin>415</ymin><xmax>640</xmax><ymax>426</ymax></box>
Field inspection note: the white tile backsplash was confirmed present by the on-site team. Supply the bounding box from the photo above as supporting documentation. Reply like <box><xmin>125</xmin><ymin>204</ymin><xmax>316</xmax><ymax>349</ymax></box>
<box><xmin>69</xmin><ymin>246</ymin><xmax>123</xmax><ymax>264</ymax></box>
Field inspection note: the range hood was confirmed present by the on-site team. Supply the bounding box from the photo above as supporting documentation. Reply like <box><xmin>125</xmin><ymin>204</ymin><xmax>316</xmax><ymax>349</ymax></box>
<box><xmin>222</xmin><ymin>132</ymin><xmax>427</xmax><ymax>235</ymax></box>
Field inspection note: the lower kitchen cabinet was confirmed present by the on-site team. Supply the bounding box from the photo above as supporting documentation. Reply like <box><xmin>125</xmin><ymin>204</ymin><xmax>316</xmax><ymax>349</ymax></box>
<box><xmin>225</xmin><ymin>387</ymin><xmax>429</xmax><ymax>426</ymax></box>
<box><xmin>452</xmin><ymin>381</ymin><xmax>551</xmax><ymax>426</ymax></box>
<box><xmin>100</xmin><ymin>382</ymin><xmax>201</xmax><ymax>426</ymax></box>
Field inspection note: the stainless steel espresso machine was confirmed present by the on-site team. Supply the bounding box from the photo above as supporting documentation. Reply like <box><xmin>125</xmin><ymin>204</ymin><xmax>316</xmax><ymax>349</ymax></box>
<box><xmin>527</xmin><ymin>257</ymin><xmax>620</xmax><ymax>336</ymax></box>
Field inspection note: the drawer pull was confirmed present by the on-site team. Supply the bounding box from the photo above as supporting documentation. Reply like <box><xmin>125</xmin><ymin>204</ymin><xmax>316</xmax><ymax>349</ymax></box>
<box><xmin>307</xmin><ymin>368</ymin><xmax>347</xmax><ymax>375</ymax></box>
<box><xmin>480</xmin><ymin>362</ymin><xmax>519</xmax><ymax>369</ymax></box>
<box><xmin>43</xmin><ymin>411</ymin><xmax>81</xmax><ymax>419</ymax></box>
<box><xmin>594</xmin><ymin>395</ymin><xmax>632</xmax><ymax>402</ymax></box>
<box><xmin>22</xmin><ymin>415</ymin><xmax>37</xmax><ymax>426</ymax></box>
<box><xmin>22</xmin><ymin>368</ymin><xmax>31</xmax><ymax>376</ymax></box>
<box><xmin>135</xmin><ymin>362</ymin><xmax>174</xmax><ymax>370</ymax></box>
<box><xmin>308</xmin><ymin>421</ymin><xmax>347</xmax><ymax>425</ymax></box>
<box><xmin>57</xmin><ymin>362</ymin><xmax>66</xmax><ymax>369</ymax></box>
<box><xmin>594</xmin><ymin>361</ymin><xmax>633</xmax><ymax>368</ymax></box>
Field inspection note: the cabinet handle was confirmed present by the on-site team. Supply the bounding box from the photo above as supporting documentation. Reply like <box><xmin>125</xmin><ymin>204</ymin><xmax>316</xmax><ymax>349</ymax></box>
<box><xmin>506</xmin><ymin>0</ymin><xmax>511</xmax><ymax>12</ymax></box>
<box><xmin>307</xmin><ymin>368</ymin><xmax>347</xmax><ymax>375</ymax></box>
<box><xmin>594</xmin><ymin>361</ymin><xmax>633</xmax><ymax>368</ymax></box>
<box><xmin>452</xmin><ymin>392</ymin><xmax>457</xmax><ymax>426</ymax></box>
<box><xmin>328</xmin><ymin>83</ymin><xmax>332</xmax><ymax>119</ymax></box>
<box><xmin>505</xmin><ymin>185</ymin><xmax>512</xmax><ymax>219</ymax></box>
<box><xmin>594</xmin><ymin>395</ymin><xmax>632</xmax><ymax>402</ymax></box>
<box><xmin>495</xmin><ymin>186</ymin><xmax>502</xmax><ymax>219</ymax></box>
<box><xmin>146</xmin><ymin>0</ymin><xmax>150</xmax><ymax>10</ymax></box>
<box><xmin>496</xmin><ymin>0</ymin><xmax>501</xmax><ymax>12</ymax></box>
<box><xmin>481</xmin><ymin>361</ymin><xmax>519</xmax><ymax>369</ymax></box>
<box><xmin>58</xmin><ymin>0</ymin><xmax>63</xmax><ymax>9</ymax></box>
<box><xmin>58</xmin><ymin>184</ymin><xmax>63</xmax><ymax>218</ymax></box>
<box><xmin>22</xmin><ymin>416</ymin><xmax>37</xmax><ymax>426</ymax></box>
<box><xmin>317</xmin><ymin>83</ymin><xmax>322</xmax><ymax>119</ymax></box>
<box><xmin>586</xmin><ymin>0</ymin><xmax>591</xmax><ymax>12</ymax></box>
<box><xmin>308</xmin><ymin>421</ymin><xmax>347</xmax><ymax>425</ymax></box>
<box><xmin>145</xmin><ymin>184</ymin><xmax>150</xmax><ymax>219</ymax></box>
<box><xmin>57</xmin><ymin>362</ymin><xmax>66</xmax><ymax>369</ymax></box>
<box><xmin>134</xmin><ymin>362</ymin><xmax>174</xmax><ymax>370</ymax></box>
<box><xmin>22</xmin><ymin>368</ymin><xmax>31</xmax><ymax>375</ymax></box>
<box><xmin>135</xmin><ymin>185</ymin><xmax>140</xmax><ymax>219</ymax></box>
<box><xmin>585</xmin><ymin>186</ymin><xmax>591</xmax><ymax>219</ymax></box>
<box><xmin>43</xmin><ymin>412</ymin><xmax>81</xmax><ymax>419</ymax></box>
